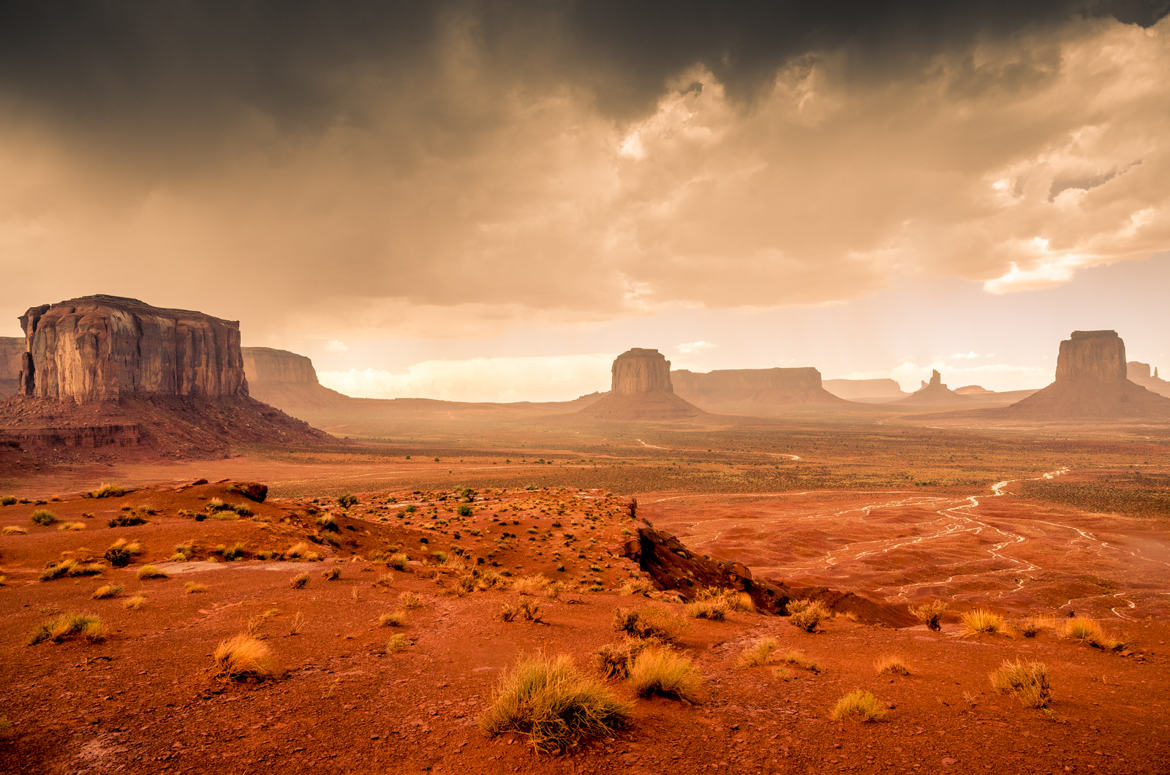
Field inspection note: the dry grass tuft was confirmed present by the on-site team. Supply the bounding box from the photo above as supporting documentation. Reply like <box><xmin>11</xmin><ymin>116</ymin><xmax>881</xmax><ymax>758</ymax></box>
<box><xmin>1061</xmin><ymin>617</ymin><xmax>1124</xmax><ymax>651</ymax></box>
<box><xmin>30</xmin><ymin>509</ymin><xmax>57</xmax><ymax>526</ymax></box>
<box><xmin>87</xmin><ymin>483</ymin><xmax>127</xmax><ymax>499</ymax></box>
<box><xmin>29</xmin><ymin>612</ymin><xmax>106</xmax><ymax>644</ymax></box>
<box><xmin>58</xmin><ymin>521</ymin><xmax>86</xmax><ymax>531</ymax></box>
<box><xmin>960</xmin><ymin>608</ymin><xmax>1005</xmax><ymax>636</ymax></box>
<box><xmin>779</xmin><ymin>650</ymin><xmax>821</xmax><ymax>673</ymax></box>
<box><xmin>990</xmin><ymin>659</ymin><xmax>1051</xmax><ymax>708</ymax></box>
<box><xmin>686</xmin><ymin>597</ymin><xmax>730</xmax><ymax>621</ymax></box>
<box><xmin>595</xmin><ymin>639</ymin><xmax>647</xmax><ymax>679</ymax></box>
<box><xmin>2</xmin><ymin>525</ymin><xmax>27</xmax><ymax>535</ymax></box>
<box><xmin>91</xmin><ymin>584</ymin><xmax>123</xmax><ymax>599</ymax></box>
<box><xmin>123</xmin><ymin>595</ymin><xmax>147</xmax><ymax>610</ymax></box>
<box><xmin>290</xmin><ymin>572</ymin><xmax>310</xmax><ymax>589</ymax></box>
<box><xmin>379</xmin><ymin>610</ymin><xmax>408</xmax><ymax>627</ymax></box>
<box><xmin>322</xmin><ymin>566</ymin><xmax>341</xmax><ymax>581</ymax></box>
<box><xmin>214</xmin><ymin>634</ymin><xmax>276</xmax><ymax>681</ymax></box>
<box><xmin>511</xmin><ymin>574</ymin><xmax>550</xmax><ymax>596</ymax></box>
<box><xmin>736</xmin><ymin>637</ymin><xmax>780</xmax><ymax>668</ymax></box>
<box><xmin>628</xmin><ymin>646</ymin><xmax>702</xmax><ymax>702</ymax></box>
<box><xmin>788</xmin><ymin>599</ymin><xmax>830</xmax><ymax>632</ymax></box>
<box><xmin>40</xmin><ymin>558</ymin><xmax>104</xmax><ymax>581</ymax></box>
<box><xmin>910</xmin><ymin>600</ymin><xmax>947</xmax><ymax>631</ymax></box>
<box><xmin>386</xmin><ymin>633</ymin><xmax>410</xmax><ymax>653</ymax></box>
<box><xmin>612</xmin><ymin>606</ymin><xmax>687</xmax><ymax>643</ymax></box>
<box><xmin>136</xmin><ymin>564</ymin><xmax>167</xmax><ymax>580</ymax></box>
<box><xmin>830</xmin><ymin>689</ymin><xmax>886</xmax><ymax>721</ymax></box>
<box><xmin>285</xmin><ymin>542</ymin><xmax>321</xmax><ymax>562</ymax></box>
<box><xmin>398</xmin><ymin>591</ymin><xmax>424</xmax><ymax>609</ymax></box>
<box><xmin>500</xmin><ymin>599</ymin><xmax>543</xmax><ymax>623</ymax></box>
<box><xmin>479</xmin><ymin>654</ymin><xmax>630</xmax><ymax>753</ymax></box>
<box><xmin>875</xmin><ymin>655</ymin><xmax>911</xmax><ymax>676</ymax></box>
<box><xmin>185</xmin><ymin>582</ymin><xmax>208</xmax><ymax>594</ymax></box>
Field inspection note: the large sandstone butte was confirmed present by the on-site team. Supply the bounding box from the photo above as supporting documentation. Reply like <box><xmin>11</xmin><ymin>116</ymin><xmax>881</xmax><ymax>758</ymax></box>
<box><xmin>1008</xmin><ymin>330</ymin><xmax>1170</xmax><ymax>418</ymax></box>
<box><xmin>242</xmin><ymin>346</ymin><xmax>349</xmax><ymax>411</ymax></box>
<box><xmin>0</xmin><ymin>296</ymin><xmax>330</xmax><ymax>463</ymax></box>
<box><xmin>823</xmin><ymin>377</ymin><xmax>907</xmax><ymax>402</ymax></box>
<box><xmin>18</xmin><ymin>295</ymin><xmax>246</xmax><ymax>402</ymax></box>
<box><xmin>0</xmin><ymin>337</ymin><xmax>22</xmax><ymax>397</ymax></box>
<box><xmin>582</xmin><ymin>348</ymin><xmax>703</xmax><ymax>420</ymax></box>
<box><xmin>1128</xmin><ymin>361</ymin><xmax>1170</xmax><ymax>399</ymax></box>
<box><xmin>672</xmin><ymin>366</ymin><xmax>844</xmax><ymax>416</ymax></box>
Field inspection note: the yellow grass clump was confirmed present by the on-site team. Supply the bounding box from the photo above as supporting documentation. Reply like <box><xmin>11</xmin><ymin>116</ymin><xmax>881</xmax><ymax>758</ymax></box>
<box><xmin>960</xmin><ymin>609</ymin><xmax>1005</xmax><ymax>636</ymax></box>
<box><xmin>627</xmin><ymin>646</ymin><xmax>702</xmax><ymax>702</ymax></box>
<box><xmin>91</xmin><ymin>584</ymin><xmax>123</xmax><ymax>599</ymax></box>
<box><xmin>686</xmin><ymin>597</ymin><xmax>730</xmax><ymax>621</ymax></box>
<box><xmin>214</xmin><ymin>634</ymin><xmax>276</xmax><ymax>681</ymax></box>
<box><xmin>830</xmin><ymin>689</ymin><xmax>886</xmax><ymax>721</ymax></box>
<box><xmin>788</xmin><ymin>599</ymin><xmax>830</xmax><ymax>632</ymax></box>
<box><xmin>910</xmin><ymin>600</ymin><xmax>947</xmax><ymax>631</ymax></box>
<box><xmin>736</xmin><ymin>637</ymin><xmax>780</xmax><ymax>668</ymax></box>
<box><xmin>123</xmin><ymin>595</ymin><xmax>147</xmax><ymax>610</ymax></box>
<box><xmin>136</xmin><ymin>564</ymin><xmax>167</xmax><ymax>580</ymax></box>
<box><xmin>29</xmin><ymin>612</ymin><xmax>106</xmax><ymax>644</ymax></box>
<box><xmin>379</xmin><ymin>610</ymin><xmax>408</xmax><ymax>628</ymax></box>
<box><xmin>1061</xmin><ymin>617</ymin><xmax>1124</xmax><ymax>651</ymax></box>
<box><xmin>990</xmin><ymin>659</ymin><xmax>1051</xmax><ymax>708</ymax></box>
<box><xmin>2</xmin><ymin>526</ymin><xmax>27</xmax><ymax>535</ymax></box>
<box><xmin>479</xmin><ymin>654</ymin><xmax>630</xmax><ymax>753</ymax></box>
<box><xmin>612</xmin><ymin>606</ymin><xmax>687</xmax><ymax>643</ymax></box>
<box><xmin>875</xmin><ymin>655</ymin><xmax>911</xmax><ymax>676</ymax></box>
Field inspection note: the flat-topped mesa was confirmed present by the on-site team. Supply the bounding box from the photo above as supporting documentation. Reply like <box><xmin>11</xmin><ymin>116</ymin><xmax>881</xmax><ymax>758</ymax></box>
<box><xmin>242</xmin><ymin>347</ymin><xmax>319</xmax><ymax>385</ymax></box>
<box><xmin>1055</xmin><ymin>330</ymin><xmax>1126</xmax><ymax>384</ymax></box>
<box><xmin>671</xmin><ymin>366</ymin><xmax>844</xmax><ymax>415</ymax></box>
<box><xmin>611</xmin><ymin>348</ymin><xmax>673</xmax><ymax>395</ymax></box>
<box><xmin>1127</xmin><ymin>360</ymin><xmax>1170</xmax><ymax>399</ymax></box>
<box><xmin>18</xmin><ymin>295</ymin><xmax>248</xmax><ymax>403</ymax></box>
<box><xmin>0</xmin><ymin>336</ymin><xmax>23</xmax><ymax>397</ymax></box>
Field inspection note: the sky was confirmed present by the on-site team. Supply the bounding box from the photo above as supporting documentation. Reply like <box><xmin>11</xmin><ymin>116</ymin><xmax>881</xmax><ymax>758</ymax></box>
<box><xmin>2</xmin><ymin>1</ymin><xmax>1168</xmax><ymax>401</ymax></box>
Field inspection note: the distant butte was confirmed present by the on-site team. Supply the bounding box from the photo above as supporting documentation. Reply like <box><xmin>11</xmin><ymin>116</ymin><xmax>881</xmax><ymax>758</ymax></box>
<box><xmin>671</xmin><ymin>366</ymin><xmax>845</xmax><ymax>416</ymax></box>
<box><xmin>581</xmin><ymin>348</ymin><xmax>703</xmax><ymax>420</ymax></box>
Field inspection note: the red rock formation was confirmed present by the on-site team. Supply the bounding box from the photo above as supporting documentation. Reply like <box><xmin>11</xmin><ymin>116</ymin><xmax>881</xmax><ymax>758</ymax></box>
<box><xmin>582</xmin><ymin>348</ymin><xmax>703</xmax><ymax>420</ymax></box>
<box><xmin>243</xmin><ymin>346</ymin><xmax>319</xmax><ymax>385</ymax></box>
<box><xmin>0</xmin><ymin>337</ymin><xmax>22</xmax><ymax>397</ymax></box>
<box><xmin>1127</xmin><ymin>361</ymin><xmax>1170</xmax><ymax>398</ymax></box>
<box><xmin>823</xmin><ymin>377</ymin><xmax>907</xmax><ymax>402</ymax></box>
<box><xmin>1008</xmin><ymin>331</ymin><xmax>1170</xmax><ymax>418</ymax></box>
<box><xmin>19</xmin><ymin>296</ymin><xmax>247</xmax><ymax>402</ymax></box>
<box><xmin>242</xmin><ymin>347</ymin><xmax>350</xmax><ymax>412</ymax></box>
<box><xmin>671</xmin><ymin>367</ymin><xmax>844</xmax><ymax>415</ymax></box>
<box><xmin>898</xmin><ymin>369</ymin><xmax>968</xmax><ymax>406</ymax></box>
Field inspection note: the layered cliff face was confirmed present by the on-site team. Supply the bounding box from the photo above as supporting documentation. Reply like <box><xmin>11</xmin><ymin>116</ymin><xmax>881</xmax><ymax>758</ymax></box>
<box><xmin>1009</xmin><ymin>331</ymin><xmax>1170</xmax><ymax>418</ymax></box>
<box><xmin>672</xmin><ymin>367</ymin><xmax>844</xmax><ymax>416</ymax></box>
<box><xmin>241</xmin><ymin>346</ymin><xmax>350</xmax><ymax>412</ymax></box>
<box><xmin>611</xmin><ymin>348</ymin><xmax>673</xmax><ymax>395</ymax></box>
<box><xmin>19</xmin><ymin>296</ymin><xmax>247</xmax><ymax>402</ymax></box>
<box><xmin>0</xmin><ymin>337</ymin><xmax>23</xmax><ymax>397</ymax></box>
<box><xmin>582</xmin><ymin>348</ymin><xmax>702</xmax><ymax>420</ymax></box>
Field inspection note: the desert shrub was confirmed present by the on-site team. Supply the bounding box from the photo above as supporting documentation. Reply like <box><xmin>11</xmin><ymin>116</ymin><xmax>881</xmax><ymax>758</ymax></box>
<box><xmin>322</xmin><ymin>566</ymin><xmax>341</xmax><ymax>581</ymax></box>
<box><xmin>171</xmin><ymin>541</ymin><xmax>197</xmax><ymax>562</ymax></box>
<box><xmin>686</xmin><ymin>598</ymin><xmax>730</xmax><ymax>621</ymax></box>
<box><xmin>29</xmin><ymin>612</ymin><xmax>106</xmax><ymax>644</ymax></box>
<box><xmin>185</xmin><ymin>582</ymin><xmax>207</xmax><ymax>594</ymax></box>
<box><xmin>317</xmin><ymin>514</ymin><xmax>339</xmax><ymax>533</ymax></box>
<box><xmin>990</xmin><ymin>659</ymin><xmax>1051</xmax><ymax>708</ymax></box>
<box><xmin>830</xmin><ymin>690</ymin><xmax>886</xmax><ymax>721</ymax></box>
<box><xmin>123</xmin><ymin>595</ymin><xmax>146</xmax><ymax>610</ymax></box>
<box><xmin>612</xmin><ymin>607</ymin><xmax>686</xmax><ymax>643</ymax></box>
<box><xmin>479</xmin><ymin>654</ymin><xmax>630</xmax><ymax>753</ymax></box>
<box><xmin>337</xmin><ymin>493</ymin><xmax>358</xmax><ymax>509</ymax></box>
<box><xmin>290</xmin><ymin>572</ymin><xmax>310</xmax><ymax>589</ymax></box>
<box><xmin>511</xmin><ymin>574</ymin><xmax>550</xmax><ymax>596</ymax></box>
<box><xmin>285</xmin><ymin>542</ymin><xmax>320</xmax><ymax>561</ymax></box>
<box><xmin>788</xmin><ymin>599</ymin><xmax>829</xmax><ymax>632</ymax></box>
<box><xmin>136</xmin><ymin>564</ymin><xmax>167</xmax><ymax>580</ymax></box>
<box><xmin>595</xmin><ymin>639</ymin><xmax>647</xmax><ymax>679</ymax></box>
<box><xmin>206</xmin><ymin>498</ymin><xmax>229</xmax><ymax>511</ymax></box>
<box><xmin>500</xmin><ymin>599</ymin><xmax>543</xmax><ymax>623</ymax></box>
<box><xmin>379</xmin><ymin>610</ymin><xmax>408</xmax><ymax>627</ymax></box>
<box><xmin>1061</xmin><ymin>617</ymin><xmax>1123</xmax><ymax>650</ymax></box>
<box><xmin>398</xmin><ymin>591</ymin><xmax>424</xmax><ymax>609</ymax></box>
<box><xmin>86</xmin><ymin>483</ymin><xmax>127</xmax><ymax>499</ymax></box>
<box><xmin>40</xmin><ymin>558</ymin><xmax>104</xmax><ymax>581</ymax></box>
<box><xmin>960</xmin><ymin>609</ymin><xmax>1005</xmax><ymax>636</ymax></box>
<box><xmin>910</xmin><ymin>600</ymin><xmax>947</xmax><ymax>631</ymax></box>
<box><xmin>213</xmin><ymin>634</ymin><xmax>275</xmax><ymax>681</ymax></box>
<box><xmin>2</xmin><ymin>525</ymin><xmax>26</xmax><ymax>535</ymax></box>
<box><xmin>59</xmin><ymin>521</ymin><xmax>86</xmax><ymax>531</ymax></box>
<box><xmin>105</xmin><ymin>539</ymin><xmax>142</xmax><ymax>567</ymax></box>
<box><xmin>779</xmin><ymin>650</ymin><xmax>821</xmax><ymax>673</ymax></box>
<box><xmin>386</xmin><ymin>633</ymin><xmax>410</xmax><ymax>652</ymax></box>
<box><xmin>231</xmin><ymin>503</ymin><xmax>253</xmax><ymax>517</ymax></box>
<box><xmin>628</xmin><ymin>646</ymin><xmax>701</xmax><ymax>702</ymax></box>
<box><xmin>30</xmin><ymin>509</ymin><xmax>57</xmax><ymax>526</ymax></box>
<box><xmin>457</xmin><ymin>504</ymin><xmax>473</xmax><ymax>517</ymax></box>
<box><xmin>875</xmin><ymin>655</ymin><xmax>911</xmax><ymax>676</ymax></box>
<box><xmin>0</xmin><ymin>495</ymin><xmax>17</xmax><ymax>506</ymax></box>
<box><xmin>1016</xmin><ymin>616</ymin><xmax>1052</xmax><ymax>638</ymax></box>
<box><xmin>736</xmin><ymin>637</ymin><xmax>780</xmax><ymax>668</ymax></box>
<box><xmin>91</xmin><ymin>584</ymin><xmax>123</xmax><ymax>599</ymax></box>
<box><xmin>388</xmin><ymin>552</ymin><xmax>409</xmax><ymax>570</ymax></box>
<box><xmin>219</xmin><ymin>543</ymin><xmax>247</xmax><ymax>561</ymax></box>
<box><xmin>619</xmin><ymin>579</ymin><xmax>654</xmax><ymax>596</ymax></box>
<box><xmin>108</xmin><ymin>513</ymin><xmax>147</xmax><ymax>528</ymax></box>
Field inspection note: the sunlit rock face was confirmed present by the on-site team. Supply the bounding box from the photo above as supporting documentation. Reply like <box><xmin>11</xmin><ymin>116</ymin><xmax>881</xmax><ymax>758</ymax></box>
<box><xmin>243</xmin><ymin>347</ymin><xmax>318</xmax><ymax>386</ymax></box>
<box><xmin>1055</xmin><ymin>331</ymin><xmax>1126</xmax><ymax>384</ymax></box>
<box><xmin>18</xmin><ymin>295</ymin><xmax>248</xmax><ymax>402</ymax></box>
<box><xmin>0</xmin><ymin>337</ymin><xmax>23</xmax><ymax>397</ymax></box>
<box><xmin>611</xmin><ymin>348</ymin><xmax>674</xmax><ymax>395</ymax></box>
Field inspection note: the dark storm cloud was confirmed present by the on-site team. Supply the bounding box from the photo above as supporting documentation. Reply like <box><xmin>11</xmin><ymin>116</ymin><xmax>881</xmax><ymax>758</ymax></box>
<box><xmin>2</xmin><ymin>0</ymin><xmax>1167</xmax><ymax>133</ymax></box>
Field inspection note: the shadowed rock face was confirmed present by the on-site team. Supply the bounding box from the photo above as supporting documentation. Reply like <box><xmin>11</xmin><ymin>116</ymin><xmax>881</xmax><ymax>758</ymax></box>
<box><xmin>18</xmin><ymin>295</ymin><xmax>248</xmax><ymax>402</ymax></box>
<box><xmin>1056</xmin><ymin>330</ymin><xmax>1126</xmax><ymax>383</ymax></box>
<box><xmin>241</xmin><ymin>346</ymin><xmax>351</xmax><ymax>413</ymax></box>
<box><xmin>0</xmin><ymin>337</ymin><xmax>22</xmax><ymax>397</ymax></box>
<box><xmin>611</xmin><ymin>348</ymin><xmax>673</xmax><ymax>395</ymax></box>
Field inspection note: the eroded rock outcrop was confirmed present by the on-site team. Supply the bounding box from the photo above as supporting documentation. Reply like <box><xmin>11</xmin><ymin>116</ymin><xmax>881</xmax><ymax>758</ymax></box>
<box><xmin>581</xmin><ymin>348</ymin><xmax>702</xmax><ymax>420</ymax></box>
<box><xmin>19</xmin><ymin>295</ymin><xmax>247</xmax><ymax>402</ymax></box>
<box><xmin>671</xmin><ymin>367</ymin><xmax>844</xmax><ymax>416</ymax></box>
<box><xmin>242</xmin><ymin>347</ymin><xmax>350</xmax><ymax>413</ymax></box>
<box><xmin>1008</xmin><ymin>331</ymin><xmax>1170</xmax><ymax>418</ymax></box>
<box><xmin>0</xmin><ymin>337</ymin><xmax>22</xmax><ymax>397</ymax></box>
<box><xmin>898</xmin><ymin>369</ymin><xmax>967</xmax><ymax>407</ymax></box>
<box><xmin>243</xmin><ymin>347</ymin><xmax>319</xmax><ymax>385</ymax></box>
<box><xmin>1127</xmin><ymin>361</ymin><xmax>1170</xmax><ymax>398</ymax></box>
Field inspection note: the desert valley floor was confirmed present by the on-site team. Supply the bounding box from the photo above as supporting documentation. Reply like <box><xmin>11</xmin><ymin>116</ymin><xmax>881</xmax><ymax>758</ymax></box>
<box><xmin>2</xmin><ymin>425</ymin><xmax>1169</xmax><ymax>773</ymax></box>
